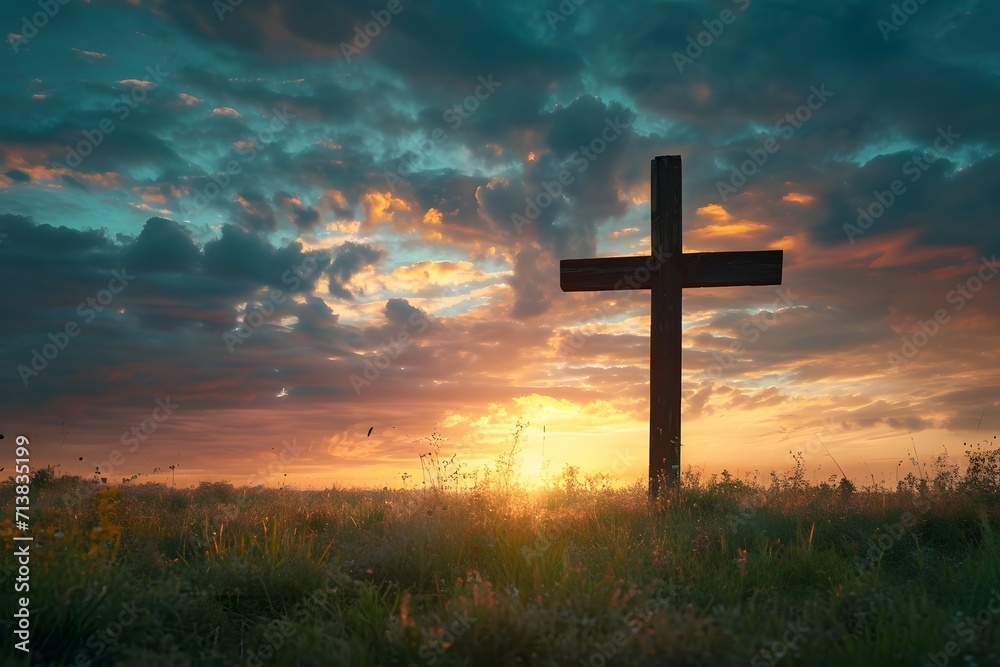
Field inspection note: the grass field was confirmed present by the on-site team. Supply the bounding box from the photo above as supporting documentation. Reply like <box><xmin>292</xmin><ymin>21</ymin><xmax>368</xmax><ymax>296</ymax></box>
<box><xmin>2</xmin><ymin>438</ymin><xmax>999</xmax><ymax>666</ymax></box>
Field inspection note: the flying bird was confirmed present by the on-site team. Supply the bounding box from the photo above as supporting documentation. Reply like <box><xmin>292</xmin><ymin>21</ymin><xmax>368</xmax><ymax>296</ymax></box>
<box><xmin>367</xmin><ymin>427</ymin><xmax>374</xmax><ymax>437</ymax></box>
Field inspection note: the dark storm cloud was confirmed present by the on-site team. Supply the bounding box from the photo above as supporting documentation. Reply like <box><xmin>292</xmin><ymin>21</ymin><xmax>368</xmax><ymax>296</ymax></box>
<box><xmin>130</xmin><ymin>0</ymin><xmax>583</xmax><ymax>90</ymax></box>
<box><xmin>475</xmin><ymin>176</ymin><xmax>539</xmax><ymax>237</ymax></box>
<box><xmin>530</xmin><ymin>0</ymin><xmax>1000</xmax><ymax>260</ymax></box>
<box><xmin>0</xmin><ymin>67</ymin><xmax>187</xmax><ymax>177</ymax></box>
<box><xmin>513</xmin><ymin>98</ymin><xmax>638</xmax><ymax>257</ymax></box>
<box><xmin>383</xmin><ymin>298</ymin><xmax>424</xmax><ymax>329</ymax></box>
<box><xmin>507</xmin><ymin>247</ymin><xmax>554</xmax><ymax>319</ymax></box>
<box><xmin>273</xmin><ymin>191</ymin><xmax>321</xmax><ymax>231</ymax></box>
<box><xmin>403</xmin><ymin>171</ymin><xmax>506</xmax><ymax>248</ymax></box>
<box><xmin>408</xmin><ymin>174</ymin><xmax>486</xmax><ymax>225</ymax></box>
<box><xmin>287</xmin><ymin>295</ymin><xmax>352</xmax><ymax>344</ymax></box>
<box><xmin>125</xmin><ymin>217</ymin><xmax>202</xmax><ymax>272</ymax></box>
<box><xmin>202</xmin><ymin>224</ymin><xmax>324</xmax><ymax>288</ymax></box>
<box><xmin>349</xmin><ymin>298</ymin><xmax>438</xmax><ymax>356</ymax></box>
<box><xmin>0</xmin><ymin>214</ymin><xmax>112</xmax><ymax>255</ymax></box>
<box><xmin>813</xmin><ymin>151</ymin><xmax>1000</xmax><ymax>254</ymax></box>
<box><xmin>0</xmin><ymin>216</ymin><xmax>378</xmax><ymax>419</ymax></box>
<box><xmin>471</xmin><ymin>96</ymin><xmax>639</xmax><ymax>261</ymax></box>
<box><xmin>233</xmin><ymin>191</ymin><xmax>278</xmax><ymax>232</ymax></box>
<box><xmin>0</xmin><ymin>214</ymin><xmax>120</xmax><ymax>335</ymax></box>
<box><xmin>267</xmin><ymin>138</ymin><xmax>376</xmax><ymax>209</ymax></box>
<box><xmin>326</xmin><ymin>241</ymin><xmax>386</xmax><ymax>299</ymax></box>
<box><xmin>171</xmin><ymin>65</ymin><xmax>362</xmax><ymax>125</ymax></box>
<box><xmin>4</xmin><ymin>0</ymin><xmax>999</xmax><ymax>479</ymax></box>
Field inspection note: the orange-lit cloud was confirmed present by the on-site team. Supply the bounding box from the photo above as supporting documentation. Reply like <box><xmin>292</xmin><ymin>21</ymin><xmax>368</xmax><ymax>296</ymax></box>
<box><xmin>691</xmin><ymin>204</ymin><xmax>771</xmax><ymax>238</ymax></box>
<box><xmin>363</xmin><ymin>190</ymin><xmax>411</xmax><ymax>224</ymax></box>
<box><xmin>320</xmin><ymin>189</ymin><xmax>348</xmax><ymax>210</ymax></box>
<box><xmin>384</xmin><ymin>260</ymin><xmax>494</xmax><ymax>292</ymax></box>
<box><xmin>782</xmin><ymin>192</ymin><xmax>815</xmax><ymax>204</ymax></box>
<box><xmin>72</xmin><ymin>48</ymin><xmax>108</xmax><ymax>60</ymax></box>
<box><xmin>212</xmin><ymin>107</ymin><xmax>242</xmax><ymax>118</ymax></box>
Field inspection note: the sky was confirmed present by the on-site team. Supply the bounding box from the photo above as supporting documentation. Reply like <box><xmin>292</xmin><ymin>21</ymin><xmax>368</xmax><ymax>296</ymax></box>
<box><xmin>1</xmin><ymin>0</ymin><xmax>998</xmax><ymax>490</ymax></box>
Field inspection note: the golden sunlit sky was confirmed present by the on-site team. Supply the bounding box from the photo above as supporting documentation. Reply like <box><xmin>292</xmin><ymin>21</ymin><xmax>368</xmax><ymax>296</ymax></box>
<box><xmin>2</xmin><ymin>0</ymin><xmax>998</xmax><ymax>490</ymax></box>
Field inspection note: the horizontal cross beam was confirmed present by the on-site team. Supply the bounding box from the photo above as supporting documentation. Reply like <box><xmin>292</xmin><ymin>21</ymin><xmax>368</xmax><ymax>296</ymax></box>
<box><xmin>560</xmin><ymin>250</ymin><xmax>783</xmax><ymax>292</ymax></box>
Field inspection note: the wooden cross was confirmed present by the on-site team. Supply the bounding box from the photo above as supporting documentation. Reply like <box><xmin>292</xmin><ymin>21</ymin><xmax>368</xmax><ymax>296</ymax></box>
<box><xmin>560</xmin><ymin>155</ymin><xmax>783</xmax><ymax>499</ymax></box>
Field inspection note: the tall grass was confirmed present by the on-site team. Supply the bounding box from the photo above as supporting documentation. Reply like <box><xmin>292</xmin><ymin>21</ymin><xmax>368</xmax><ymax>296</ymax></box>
<box><xmin>1</xmin><ymin>438</ymin><xmax>998</xmax><ymax>666</ymax></box>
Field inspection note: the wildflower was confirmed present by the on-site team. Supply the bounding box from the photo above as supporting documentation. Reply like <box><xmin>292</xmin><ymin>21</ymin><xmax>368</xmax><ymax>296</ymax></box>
<box><xmin>737</xmin><ymin>548</ymin><xmax>749</xmax><ymax>578</ymax></box>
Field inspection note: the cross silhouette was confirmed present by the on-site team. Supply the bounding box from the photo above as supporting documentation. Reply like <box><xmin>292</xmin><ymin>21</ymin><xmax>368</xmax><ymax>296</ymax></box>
<box><xmin>560</xmin><ymin>155</ymin><xmax>784</xmax><ymax>498</ymax></box>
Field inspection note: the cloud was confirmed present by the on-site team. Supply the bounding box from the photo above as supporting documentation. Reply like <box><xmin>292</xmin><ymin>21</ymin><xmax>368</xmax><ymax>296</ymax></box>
<box><xmin>507</xmin><ymin>247</ymin><xmax>553</xmax><ymax>319</ymax></box>
<box><xmin>72</xmin><ymin>48</ymin><xmax>108</xmax><ymax>60</ymax></box>
<box><xmin>211</xmin><ymin>107</ymin><xmax>242</xmax><ymax>118</ymax></box>
<box><xmin>3</xmin><ymin>0</ymin><xmax>999</xmax><ymax>485</ymax></box>
<box><xmin>233</xmin><ymin>192</ymin><xmax>278</xmax><ymax>232</ymax></box>
<box><xmin>326</xmin><ymin>241</ymin><xmax>385</xmax><ymax>299</ymax></box>
<box><xmin>273</xmin><ymin>191</ymin><xmax>321</xmax><ymax>231</ymax></box>
<box><xmin>124</xmin><ymin>217</ymin><xmax>201</xmax><ymax>272</ymax></box>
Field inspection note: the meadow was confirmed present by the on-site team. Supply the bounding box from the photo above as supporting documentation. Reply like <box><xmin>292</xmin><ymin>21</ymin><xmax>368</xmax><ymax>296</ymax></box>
<box><xmin>2</xmin><ymin>436</ymin><xmax>999</xmax><ymax>667</ymax></box>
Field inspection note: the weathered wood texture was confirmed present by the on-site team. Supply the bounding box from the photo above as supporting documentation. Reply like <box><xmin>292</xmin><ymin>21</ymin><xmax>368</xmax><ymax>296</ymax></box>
<box><xmin>649</xmin><ymin>156</ymin><xmax>683</xmax><ymax>499</ymax></box>
<box><xmin>560</xmin><ymin>250</ymin><xmax>784</xmax><ymax>291</ymax></box>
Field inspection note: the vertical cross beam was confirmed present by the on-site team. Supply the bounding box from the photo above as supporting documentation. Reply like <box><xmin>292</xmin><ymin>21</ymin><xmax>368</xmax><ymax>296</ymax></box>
<box><xmin>649</xmin><ymin>156</ymin><xmax>683</xmax><ymax>500</ymax></box>
<box><xmin>559</xmin><ymin>155</ymin><xmax>783</xmax><ymax>502</ymax></box>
